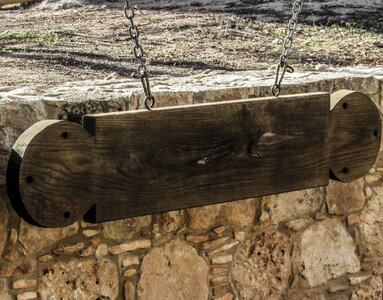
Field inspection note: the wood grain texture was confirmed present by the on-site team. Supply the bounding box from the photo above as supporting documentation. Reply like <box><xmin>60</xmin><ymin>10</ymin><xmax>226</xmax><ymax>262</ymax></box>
<box><xmin>329</xmin><ymin>90</ymin><xmax>381</xmax><ymax>182</ymax></box>
<box><xmin>6</xmin><ymin>91</ymin><xmax>381</xmax><ymax>227</ymax></box>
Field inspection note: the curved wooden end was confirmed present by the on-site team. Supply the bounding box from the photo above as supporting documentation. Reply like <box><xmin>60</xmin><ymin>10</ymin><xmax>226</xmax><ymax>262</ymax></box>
<box><xmin>6</xmin><ymin>120</ymin><xmax>95</xmax><ymax>228</ymax></box>
<box><xmin>329</xmin><ymin>90</ymin><xmax>381</xmax><ymax>182</ymax></box>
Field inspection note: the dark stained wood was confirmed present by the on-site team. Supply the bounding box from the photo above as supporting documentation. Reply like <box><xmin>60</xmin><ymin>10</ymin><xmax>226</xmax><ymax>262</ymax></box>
<box><xmin>6</xmin><ymin>91</ymin><xmax>381</xmax><ymax>227</ymax></box>
<box><xmin>329</xmin><ymin>90</ymin><xmax>381</xmax><ymax>182</ymax></box>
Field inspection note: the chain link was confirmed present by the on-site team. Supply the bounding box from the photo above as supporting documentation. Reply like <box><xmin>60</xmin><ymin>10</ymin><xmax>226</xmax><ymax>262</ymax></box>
<box><xmin>124</xmin><ymin>0</ymin><xmax>155</xmax><ymax>110</ymax></box>
<box><xmin>272</xmin><ymin>0</ymin><xmax>303</xmax><ymax>97</ymax></box>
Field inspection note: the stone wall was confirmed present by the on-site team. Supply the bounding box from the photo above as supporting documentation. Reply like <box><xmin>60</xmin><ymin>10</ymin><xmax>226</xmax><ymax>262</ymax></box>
<box><xmin>0</xmin><ymin>67</ymin><xmax>383</xmax><ymax>299</ymax></box>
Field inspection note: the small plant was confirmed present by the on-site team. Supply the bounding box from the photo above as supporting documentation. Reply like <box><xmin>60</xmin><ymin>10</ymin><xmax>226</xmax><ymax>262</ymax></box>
<box><xmin>0</xmin><ymin>29</ymin><xmax>62</xmax><ymax>44</ymax></box>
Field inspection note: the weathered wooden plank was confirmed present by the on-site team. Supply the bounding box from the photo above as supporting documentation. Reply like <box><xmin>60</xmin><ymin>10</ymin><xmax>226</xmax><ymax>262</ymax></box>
<box><xmin>6</xmin><ymin>91</ymin><xmax>381</xmax><ymax>227</ymax></box>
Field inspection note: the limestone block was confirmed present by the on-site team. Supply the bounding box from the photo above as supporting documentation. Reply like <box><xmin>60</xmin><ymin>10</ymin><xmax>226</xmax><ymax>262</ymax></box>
<box><xmin>187</xmin><ymin>198</ymin><xmax>257</xmax><ymax>230</ymax></box>
<box><xmin>298</xmin><ymin>219</ymin><xmax>360</xmax><ymax>287</ymax></box>
<box><xmin>38</xmin><ymin>258</ymin><xmax>119</xmax><ymax>300</ymax></box>
<box><xmin>16</xmin><ymin>291</ymin><xmax>37</xmax><ymax>300</ymax></box>
<box><xmin>262</xmin><ymin>188</ymin><xmax>323</xmax><ymax>224</ymax></box>
<box><xmin>219</xmin><ymin>198</ymin><xmax>257</xmax><ymax>229</ymax></box>
<box><xmin>187</xmin><ymin>203</ymin><xmax>223</xmax><ymax>230</ymax></box>
<box><xmin>109</xmin><ymin>239</ymin><xmax>151</xmax><ymax>255</ymax></box>
<box><xmin>138</xmin><ymin>239</ymin><xmax>209</xmax><ymax>300</ymax></box>
<box><xmin>351</xmin><ymin>276</ymin><xmax>382</xmax><ymax>300</ymax></box>
<box><xmin>232</xmin><ymin>230</ymin><xmax>290</xmax><ymax>299</ymax></box>
<box><xmin>18</xmin><ymin>219</ymin><xmax>79</xmax><ymax>254</ymax></box>
<box><xmin>358</xmin><ymin>186</ymin><xmax>383</xmax><ymax>257</ymax></box>
<box><xmin>13</xmin><ymin>279</ymin><xmax>37</xmax><ymax>289</ymax></box>
<box><xmin>326</xmin><ymin>178</ymin><xmax>366</xmax><ymax>215</ymax></box>
<box><xmin>212</xmin><ymin>254</ymin><xmax>233</xmax><ymax>265</ymax></box>
<box><xmin>102</xmin><ymin>216</ymin><xmax>152</xmax><ymax>240</ymax></box>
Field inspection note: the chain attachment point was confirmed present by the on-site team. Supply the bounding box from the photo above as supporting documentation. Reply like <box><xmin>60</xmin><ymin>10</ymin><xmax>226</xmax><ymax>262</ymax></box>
<box><xmin>124</xmin><ymin>0</ymin><xmax>155</xmax><ymax>110</ymax></box>
<box><xmin>271</xmin><ymin>0</ymin><xmax>303</xmax><ymax>97</ymax></box>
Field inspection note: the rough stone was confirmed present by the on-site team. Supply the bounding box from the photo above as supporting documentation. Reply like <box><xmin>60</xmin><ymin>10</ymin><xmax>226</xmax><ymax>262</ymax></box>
<box><xmin>351</xmin><ymin>276</ymin><xmax>382</xmax><ymax>300</ymax></box>
<box><xmin>232</xmin><ymin>230</ymin><xmax>290</xmax><ymax>299</ymax></box>
<box><xmin>328</xmin><ymin>284</ymin><xmax>348</xmax><ymax>293</ymax></box>
<box><xmin>0</xmin><ymin>259</ymin><xmax>36</xmax><ymax>277</ymax></box>
<box><xmin>365</xmin><ymin>173</ymin><xmax>381</xmax><ymax>185</ymax></box>
<box><xmin>188</xmin><ymin>198</ymin><xmax>257</xmax><ymax>230</ymax></box>
<box><xmin>124</xmin><ymin>281</ymin><xmax>135</xmax><ymax>300</ymax></box>
<box><xmin>121</xmin><ymin>255</ymin><xmax>140</xmax><ymax>268</ymax></box>
<box><xmin>80</xmin><ymin>245</ymin><xmax>96</xmax><ymax>257</ymax></box>
<box><xmin>0</xmin><ymin>292</ymin><xmax>11</xmax><ymax>300</ymax></box>
<box><xmin>212</xmin><ymin>226</ymin><xmax>226</xmax><ymax>235</ymax></box>
<box><xmin>234</xmin><ymin>231</ymin><xmax>246</xmax><ymax>242</ymax></box>
<box><xmin>123</xmin><ymin>269</ymin><xmax>137</xmax><ymax>278</ymax></box>
<box><xmin>211</xmin><ymin>275</ymin><xmax>228</xmax><ymax>286</ymax></box>
<box><xmin>262</xmin><ymin>188</ymin><xmax>323</xmax><ymax>224</ymax></box>
<box><xmin>8</xmin><ymin>228</ymin><xmax>18</xmax><ymax>246</ymax></box>
<box><xmin>103</xmin><ymin>216</ymin><xmax>152</xmax><ymax>240</ymax></box>
<box><xmin>219</xmin><ymin>198</ymin><xmax>257</xmax><ymax>229</ymax></box>
<box><xmin>95</xmin><ymin>244</ymin><xmax>108</xmax><ymax>259</ymax></box>
<box><xmin>109</xmin><ymin>239</ymin><xmax>151</xmax><ymax>255</ymax></box>
<box><xmin>285</xmin><ymin>218</ymin><xmax>314</xmax><ymax>232</ymax></box>
<box><xmin>365</xmin><ymin>187</ymin><xmax>373</xmax><ymax>199</ymax></box>
<box><xmin>13</xmin><ymin>279</ymin><xmax>37</xmax><ymax>289</ymax></box>
<box><xmin>358</xmin><ymin>186</ymin><xmax>383</xmax><ymax>257</ymax></box>
<box><xmin>18</xmin><ymin>220</ymin><xmax>79</xmax><ymax>254</ymax></box>
<box><xmin>82</xmin><ymin>229</ymin><xmax>100</xmax><ymax>237</ymax></box>
<box><xmin>349</xmin><ymin>274</ymin><xmax>371</xmax><ymax>285</ymax></box>
<box><xmin>207</xmin><ymin>241</ymin><xmax>239</xmax><ymax>256</ymax></box>
<box><xmin>38</xmin><ymin>255</ymin><xmax>53</xmax><ymax>263</ymax></box>
<box><xmin>138</xmin><ymin>239</ymin><xmax>209</xmax><ymax>300</ymax></box>
<box><xmin>16</xmin><ymin>292</ymin><xmax>37</xmax><ymax>300</ymax></box>
<box><xmin>212</xmin><ymin>254</ymin><xmax>233</xmax><ymax>265</ymax></box>
<box><xmin>89</xmin><ymin>236</ymin><xmax>101</xmax><ymax>246</ymax></box>
<box><xmin>213</xmin><ymin>286</ymin><xmax>228</xmax><ymax>297</ymax></box>
<box><xmin>326</xmin><ymin>179</ymin><xmax>366</xmax><ymax>215</ymax></box>
<box><xmin>211</xmin><ymin>266</ymin><xmax>229</xmax><ymax>275</ymax></box>
<box><xmin>201</xmin><ymin>236</ymin><xmax>231</xmax><ymax>251</ymax></box>
<box><xmin>0</xmin><ymin>198</ymin><xmax>8</xmax><ymax>256</ymax></box>
<box><xmin>156</xmin><ymin>210</ymin><xmax>185</xmax><ymax>233</ymax></box>
<box><xmin>52</xmin><ymin>242</ymin><xmax>85</xmax><ymax>255</ymax></box>
<box><xmin>347</xmin><ymin>213</ymin><xmax>361</xmax><ymax>225</ymax></box>
<box><xmin>185</xmin><ymin>233</ymin><xmax>210</xmax><ymax>244</ymax></box>
<box><xmin>38</xmin><ymin>258</ymin><xmax>119</xmax><ymax>300</ymax></box>
<box><xmin>215</xmin><ymin>293</ymin><xmax>234</xmax><ymax>300</ymax></box>
<box><xmin>298</xmin><ymin>219</ymin><xmax>360</xmax><ymax>287</ymax></box>
<box><xmin>187</xmin><ymin>203</ymin><xmax>223</xmax><ymax>230</ymax></box>
<box><xmin>3</xmin><ymin>248</ymin><xmax>19</xmax><ymax>262</ymax></box>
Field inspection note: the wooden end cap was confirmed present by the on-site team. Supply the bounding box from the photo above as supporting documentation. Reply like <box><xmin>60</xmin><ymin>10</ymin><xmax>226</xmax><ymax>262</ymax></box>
<box><xmin>329</xmin><ymin>90</ymin><xmax>381</xmax><ymax>182</ymax></box>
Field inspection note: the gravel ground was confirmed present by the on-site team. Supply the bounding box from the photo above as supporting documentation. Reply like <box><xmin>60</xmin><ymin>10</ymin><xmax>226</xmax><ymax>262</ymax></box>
<box><xmin>0</xmin><ymin>3</ymin><xmax>382</xmax><ymax>86</ymax></box>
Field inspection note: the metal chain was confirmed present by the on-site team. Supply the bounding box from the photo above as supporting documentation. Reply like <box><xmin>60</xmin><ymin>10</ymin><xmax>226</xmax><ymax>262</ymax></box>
<box><xmin>124</xmin><ymin>0</ymin><xmax>155</xmax><ymax>110</ymax></box>
<box><xmin>272</xmin><ymin>0</ymin><xmax>304</xmax><ymax>97</ymax></box>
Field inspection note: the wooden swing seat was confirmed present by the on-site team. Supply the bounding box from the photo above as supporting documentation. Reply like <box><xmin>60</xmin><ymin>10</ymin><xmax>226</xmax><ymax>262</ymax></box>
<box><xmin>6</xmin><ymin>90</ymin><xmax>381</xmax><ymax>227</ymax></box>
